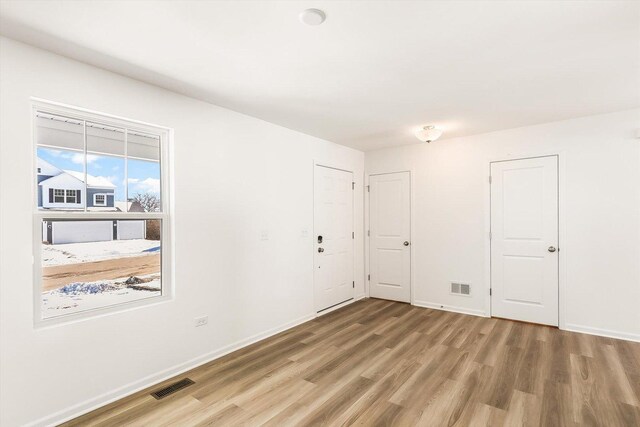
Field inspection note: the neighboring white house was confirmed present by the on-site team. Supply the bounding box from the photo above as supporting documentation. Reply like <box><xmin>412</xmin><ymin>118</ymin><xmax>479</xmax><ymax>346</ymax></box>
<box><xmin>38</xmin><ymin>158</ymin><xmax>117</xmax><ymax>210</ymax></box>
<box><xmin>38</xmin><ymin>158</ymin><xmax>146</xmax><ymax>244</ymax></box>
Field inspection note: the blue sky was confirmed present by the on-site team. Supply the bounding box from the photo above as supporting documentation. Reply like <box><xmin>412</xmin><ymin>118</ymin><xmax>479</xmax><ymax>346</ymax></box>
<box><xmin>38</xmin><ymin>147</ymin><xmax>160</xmax><ymax>201</ymax></box>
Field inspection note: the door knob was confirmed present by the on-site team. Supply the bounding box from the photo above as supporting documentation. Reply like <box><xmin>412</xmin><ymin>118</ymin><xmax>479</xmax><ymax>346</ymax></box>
<box><xmin>318</xmin><ymin>247</ymin><xmax>324</xmax><ymax>253</ymax></box>
<box><xmin>403</xmin><ymin>241</ymin><xmax>410</xmax><ymax>246</ymax></box>
<box><xmin>548</xmin><ymin>246</ymin><xmax>556</xmax><ymax>253</ymax></box>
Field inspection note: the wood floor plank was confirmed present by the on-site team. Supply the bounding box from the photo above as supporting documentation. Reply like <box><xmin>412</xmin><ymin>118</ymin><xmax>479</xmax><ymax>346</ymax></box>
<box><xmin>474</xmin><ymin>319</ymin><xmax>513</xmax><ymax>367</ymax></box>
<box><xmin>296</xmin><ymin>376</ymin><xmax>375</xmax><ymax>426</ymax></box>
<box><xmin>504</xmin><ymin>390</ymin><xmax>541</xmax><ymax>427</ymax></box>
<box><xmin>62</xmin><ymin>299</ymin><xmax>640</xmax><ymax>427</ymax></box>
<box><xmin>447</xmin><ymin>363</ymin><xmax>499</xmax><ymax>426</ymax></box>
<box><xmin>468</xmin><ymin>402</ymin><xmax>507</xmax><ymax>427</ymax></box>
<box><xmin>601</xmin><ymin>344</ymin><xmax>640</xmax><ymax>406</ymax></box>
<box><xmin>514</xmin><ymin>337</ymin><xmax>546</xmax><ymax>395</ymax></box>
<box><xmin>485</xmin><ymin>343</ymin><xmax>525</xmax><ymax>410</ymax></box>
<box><xmin>540</xmin><ymin>380</ymin><xmax>576</xmax><ymax>427</ymax></box>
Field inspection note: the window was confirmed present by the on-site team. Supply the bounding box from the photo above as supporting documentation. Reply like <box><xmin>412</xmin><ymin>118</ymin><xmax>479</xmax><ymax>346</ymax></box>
<box><xmin>53</xmin><ymin>189</ymin><xmax>65</xmax><ymax>203</ymax></box>
<box><xmin>34</xmin><ymin>101</ymin><xmax>171</xmax><ymax>323</ymax></box>
<box><xmin>65</xmin><ymin>189</ymin><xmax>76</xmax><ymax>203</ymax></box>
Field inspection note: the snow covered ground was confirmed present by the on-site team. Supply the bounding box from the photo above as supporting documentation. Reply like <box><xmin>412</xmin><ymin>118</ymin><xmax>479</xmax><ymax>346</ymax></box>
<box><xmin>42</xmin><ymin>239</ymin><xmax>160</xmax><ymax>267</ymax></box>
<box><xmin>42</xmin><ymin>274</ymin><xmax>161</xmax><ymax>318</ymax></box>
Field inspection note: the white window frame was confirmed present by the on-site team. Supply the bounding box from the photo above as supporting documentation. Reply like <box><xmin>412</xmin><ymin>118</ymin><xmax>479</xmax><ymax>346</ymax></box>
<box><xmin>53</xmin><ymin>189</ymin><xmax>65</xmax><ymax>203</ymax></box>
<box><xmin>65</xmin><ymin>189</ymin><xmax>76</xmax><ymax>204</ymax></box>
<box><xmin>32</xmin><ymin>98</ymin><xmax>174</xmax><ymax>327</ymax></box>
<box><xmin>93</xmin><ymin>193</ymin><xmax>107</xmax><ymax>207</ymax></box>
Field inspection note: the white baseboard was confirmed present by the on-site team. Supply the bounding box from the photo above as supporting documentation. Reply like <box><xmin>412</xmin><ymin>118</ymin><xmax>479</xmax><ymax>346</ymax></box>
<box><xmin>564</xmin><ymin>323</ymin><xmax>640</xmax><ymax>343</ymax></box>
<box><xmin>411</xmin><ymin>303</ymin><xmax>638</xmax><ymax>343</ymax></box>
<box><xmin>413</xmin><ymin>300</ymin><xmax>488</xmax><ymax>318</ymax></box>
<box><xmin>29</xmin><ymin>312</ymin><xmax>316</xmax><ymax>427</ymax></box>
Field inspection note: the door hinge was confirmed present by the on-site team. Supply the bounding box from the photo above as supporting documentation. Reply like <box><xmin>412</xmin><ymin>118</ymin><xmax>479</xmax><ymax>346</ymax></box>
<box><xmin>367</xmin><ymin>185</ymin><xmax>370</xmax><ymax>192</ymax></box>
<box><xmin>352</xmin><ymin>231</ymin><xmax>354</xmax><ymax>239</ymax></box>
<box><xmin>352</xmin><ymin>182</ymin><xmax>355</xmax><ymax>190</ymax></box>
<box><xmin>489</xmin><ymin>231</ymin><xmax>492</xmax><ymax>240</ymax></box>
<box><xmin>489</xmin><ymin>175</ymin><xmax>492</xmax><ymax>184</ymax></box>
<box><xmin>353</xmin><ymin>281</ymin><xmax>355</xmax><ymax>288</ymax></box>
<box><xmin>367</xmin><ymin>230</ymin><xmax>370</xmax><ymax>237</ymax></box>
<box><xmin>367</xmin><ymin>274</ymin><xmax>370</xmax><ymax>281</ymax></box>
<box><xmin>489</xmin><ymin>288</ymin><xmax>492</xmax><ymax>296</ymax></box>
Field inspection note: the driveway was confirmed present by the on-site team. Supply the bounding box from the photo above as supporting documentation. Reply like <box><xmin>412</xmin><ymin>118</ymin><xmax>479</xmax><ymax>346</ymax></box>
<box><xmin>42</xmin><ymin>254</ymin><xmax>161</xmax><ymax>291</ymax></box>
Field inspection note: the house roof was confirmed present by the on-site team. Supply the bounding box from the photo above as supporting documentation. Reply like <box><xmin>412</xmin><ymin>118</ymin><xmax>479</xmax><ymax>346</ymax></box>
<box><xmin>39</xmin><ymin>168</ymin><xmax>116</xmax><ymax>189</ymax></box>
<box><xmin>115</xmin><ymin>200</ymin><xmax>146</xmax><ymax>212</ymax></box>
<box><xmin>37</xmin><ymin>157</ymin><xmax>62</xmax><ymax>176</ymax></box>
<box><xmin>38</xmin><ymin>172</ymin><xmax>85</xmax><ymax>189</ymax></box>
<box><xmin>64</xmin><ymin>170</ymin><xmax>116</xmax><ymax>189</ymax></box>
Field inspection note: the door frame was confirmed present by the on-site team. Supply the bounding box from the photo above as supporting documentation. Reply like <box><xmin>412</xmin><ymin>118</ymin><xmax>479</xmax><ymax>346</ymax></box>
<box><xmin>485</xmin><ymin>152</ymin><xmax>566</xmax><ymax>329</ymax></box>
<box><xmin>313</xmin><ymin>162</ymin><xmax>356</xmax><ymax>315</ymax></box>
<box><xmin>365</xmin><ymin>170</ymin><xmax>413</xmax><ymax>304</ymax></box>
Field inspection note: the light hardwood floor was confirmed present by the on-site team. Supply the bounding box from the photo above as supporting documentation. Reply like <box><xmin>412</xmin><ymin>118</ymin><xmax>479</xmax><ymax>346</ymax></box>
<box><xmin>65</xmin><ymin>298</ymin><xmax>640</xmax><ymax>426</ymax></box>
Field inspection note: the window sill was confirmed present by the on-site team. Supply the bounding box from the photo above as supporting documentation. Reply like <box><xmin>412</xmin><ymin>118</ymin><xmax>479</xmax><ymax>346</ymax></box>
<box><xmin>34</xmin><ymin>293</ymin><xmax>173</xmax><ymax>330</ymax></box>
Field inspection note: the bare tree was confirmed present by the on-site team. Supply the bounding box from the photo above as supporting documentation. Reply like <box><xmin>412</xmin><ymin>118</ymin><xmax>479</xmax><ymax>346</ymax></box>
<box><xmin>131</xmin><ymin>192</ymin><xmax>160</xmax><ymax>212</ymax></box>
<box><xmin>131</xmin><ymin>193</ymin><xmax>161</xmax><ymax>240</ymax></box>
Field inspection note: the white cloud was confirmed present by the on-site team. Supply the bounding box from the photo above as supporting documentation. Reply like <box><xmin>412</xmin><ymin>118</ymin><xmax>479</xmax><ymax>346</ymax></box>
<box><xmin>104</xmin><ymin>175</ymin><xmax>118</xmax><ymax>185</ymax></box>
<box><xmin>128</xmin><ymin>177</ymin><xmax>160</xmax><ymax>195</ymax></box>
<box><xmin>46</xmin><ymin>149</ymin><xmax>64</xmax><ymax>157</ymax></box>
<box><xmin>71</xmin><ymin>153</ymin><xmax>100</xmax><ymax>165</ymax></box>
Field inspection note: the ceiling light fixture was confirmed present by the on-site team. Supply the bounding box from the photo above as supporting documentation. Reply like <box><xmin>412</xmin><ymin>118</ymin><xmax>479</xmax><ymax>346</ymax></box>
<box><xmin>299</xmin><ymin>9</ymin><xmax>326</xmax><ymax>26</ymax></box>
<box><xmin>415</xmin><ymin>125</ymin><xmax>443</xmax><ymax>143</ymax></box>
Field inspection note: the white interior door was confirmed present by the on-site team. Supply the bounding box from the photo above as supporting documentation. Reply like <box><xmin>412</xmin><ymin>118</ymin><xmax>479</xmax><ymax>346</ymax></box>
<box><xmin>369</xmin><ymin>172</ymin><xmax>411</xmax><ymax>303</ymax></box>
<box><xmin>314</xmin><ymin>165</ymin><xmax>354</xmax><ymax>312</ymax></box>
<box><xmin>491</xmin><ymin>156</ymin><xmax>559</xmax><ymax>326</ymax></box>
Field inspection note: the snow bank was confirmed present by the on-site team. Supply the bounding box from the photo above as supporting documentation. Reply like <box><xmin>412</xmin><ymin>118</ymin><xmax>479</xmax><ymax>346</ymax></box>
<box><xmin>42</xmin><ymin>274</ymin><xmax>161</xmax><ymax>318</ymax></box>
<box><xmin>58</xmin><ymin>282</ymin><xmax>119</xmax><ymax>295</ymax></box>
<box><xmin>42</xmin><ymin>239</ymin><xmax>160</xmax><ymax>266</ymax></box>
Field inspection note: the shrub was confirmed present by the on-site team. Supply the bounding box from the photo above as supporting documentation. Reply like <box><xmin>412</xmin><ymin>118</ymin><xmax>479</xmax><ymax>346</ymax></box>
<box><xmin>146</xmin><ymin>219</ymin><xmax>161</xmax><ymax>240</ymax></box>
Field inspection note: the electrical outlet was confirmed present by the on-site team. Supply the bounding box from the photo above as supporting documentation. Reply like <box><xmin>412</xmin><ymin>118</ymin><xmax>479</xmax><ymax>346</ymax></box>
<box><xmin>194</xmin><ymin>316</ymin><xmax>208</xmax><ymax>327</ymax></box>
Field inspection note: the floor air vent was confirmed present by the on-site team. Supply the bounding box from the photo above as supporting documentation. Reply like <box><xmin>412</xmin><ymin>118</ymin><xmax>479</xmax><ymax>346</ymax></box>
<box><xmin>451</xmin><ymin>282</ymin><xmax>471</xmax><ymax>296</ymax></box>
<box><xmin>150</xmin><ymin>378</ymin><xmax>195</xmax><ymax>400</ymax></box>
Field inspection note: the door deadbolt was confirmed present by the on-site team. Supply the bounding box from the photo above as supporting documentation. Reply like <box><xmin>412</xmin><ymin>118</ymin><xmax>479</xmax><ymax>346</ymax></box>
<box><xmin>548</xmin><ymin>246</ymin><xmax>556</xmax><ymax>253</ymax></box>
<box><xmin>317</xmin><ymin>235</ymin><xmax>323</xmax><ymax>244</ymax></box>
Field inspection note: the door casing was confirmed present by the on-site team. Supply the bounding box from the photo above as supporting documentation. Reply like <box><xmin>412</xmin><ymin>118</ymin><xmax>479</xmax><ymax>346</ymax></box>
<box><xmin>366</xmin><ymin>171</ymin><xmax>413</xmax><ymax>304</ymax></box>
<box><xmin>313</xmin><ymin>162</ymin><xmax>356</xmax><ymax>314</ymax></box>
<box><xmin>486</xmin><ymin>152</ymin><xmax>566</xmax><ymax>329</ymax></box>
<box><xmin>490</xmin><ymin>155</ymin><xmax>559</xmax><ymax>325</ymax></box>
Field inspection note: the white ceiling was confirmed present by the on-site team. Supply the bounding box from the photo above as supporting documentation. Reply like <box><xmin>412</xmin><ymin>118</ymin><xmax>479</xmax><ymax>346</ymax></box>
<box><xmin>1</xmin><ymin>1</ymin><xmax>638</xmax><ymax>151</ymax></box>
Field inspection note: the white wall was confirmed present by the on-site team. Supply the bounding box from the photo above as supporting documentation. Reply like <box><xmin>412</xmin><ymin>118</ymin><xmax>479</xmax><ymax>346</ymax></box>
<box><xmin>366</xmin><ymin>109</ymin><xmax>640</xmax><ymax>341</ymax></box>
<box><xmin>0</xmin><ymin>38</ymin><xmax>365</xmax><ymax>427</ymax></box>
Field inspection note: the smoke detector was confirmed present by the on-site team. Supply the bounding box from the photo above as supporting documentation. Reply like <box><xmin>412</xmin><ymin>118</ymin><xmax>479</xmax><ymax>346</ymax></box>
<box><xmin>415</xmin><ymin>125</ymin><xmax>443</xmax><ymax>143</ymax></box>
<box><xmin>299</xmin><ymin>9</ymin><xmax>326</xmax><ymax>26</ymax></box>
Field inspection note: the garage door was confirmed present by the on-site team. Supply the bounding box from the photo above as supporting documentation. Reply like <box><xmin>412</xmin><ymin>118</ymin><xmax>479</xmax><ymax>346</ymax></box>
<box><xmin>52</xmin><ymin>221</ymin><xmax>112</xmax><ymax>244</ymax></box>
